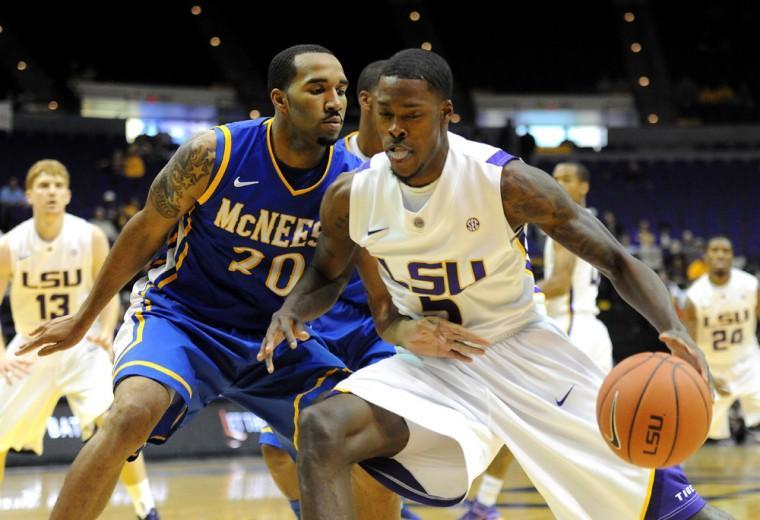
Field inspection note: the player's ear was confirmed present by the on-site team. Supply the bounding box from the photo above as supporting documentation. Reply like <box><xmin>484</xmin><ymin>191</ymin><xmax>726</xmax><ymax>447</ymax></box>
<box><xmin>441</xmin><ymin>100</ymin><xmax>454</xmax><ymax>122</ymax></box>
<box><xmin>271</xmin><ymin>88</ymin><xmax>288</xmax><ymax>114</ymax></box>
<box><xmin>358</xmin><ymin>90</ymin><xmax>372</xmax><ymax>111</ymax></box>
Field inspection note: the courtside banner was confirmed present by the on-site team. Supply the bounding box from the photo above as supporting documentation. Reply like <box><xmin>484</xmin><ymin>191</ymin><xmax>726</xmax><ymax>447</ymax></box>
<box><xmin>7</xmin><ymin>400</ymin><xmax>266</xmax><ymax>466</ymax></box>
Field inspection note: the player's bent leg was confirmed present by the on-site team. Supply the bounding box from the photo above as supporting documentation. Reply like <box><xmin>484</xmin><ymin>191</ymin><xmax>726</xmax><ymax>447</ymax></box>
<box><xmin>119</xmin><ymin>453</ymin><xmax>158</xmax><ymax>520</ymax></box>
<box><xmin>50</xmin><ymin>376</ymin><xmax>172</xmax><ymax>520</ymax></box>
<box><xmin>262</xmin><ymin>444</ymin><xmax>300</xmax><ymax>501</ymax></box>
<box><xmin>92</xmin><ymin>412</ymin><xmax>159</xmax><ymax>519</ymax></box>
<box><xmin>352</xmin><ymin>465</ymin><xmax>401</xmax><ymax>520</ymax></box>
<box><xmin>297</xmin><ymin>393</ymin><xmax>409</xmax><ymax>520</ymax></box>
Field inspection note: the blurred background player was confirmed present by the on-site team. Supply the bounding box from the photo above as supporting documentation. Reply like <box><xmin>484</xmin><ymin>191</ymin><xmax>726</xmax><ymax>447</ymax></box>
<box><xmin>540</xmin><ymin>162</ymin><xmax>613</xmax><ymax>372</ymax></box>
<box><xmin>0</xmin><ymin>159</ymin><xmax>159</xmax><ymax>519</ymax></box>
<box><xmin>684</xmin><ymin>236</ymin><xmax>760</xmax><ymax>443</ymax></box>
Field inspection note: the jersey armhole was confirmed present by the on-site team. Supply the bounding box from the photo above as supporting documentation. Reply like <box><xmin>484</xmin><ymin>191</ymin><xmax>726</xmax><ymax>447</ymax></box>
<box><xmin>197</xmin><ymin>125</ymin><xmax>232</xmax><ymax>205</ymax></box>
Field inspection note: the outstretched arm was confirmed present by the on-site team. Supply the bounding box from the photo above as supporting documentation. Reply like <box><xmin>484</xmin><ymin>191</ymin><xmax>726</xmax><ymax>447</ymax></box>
<box><xmin>501</xmin><ymin>160</ymin><xmax>710</xmax><ymax>382</ymax></box>
<box><xmin>18</xmin><ymin>130</ymin><xmax>217</xmax><ymax>356</ymax></box>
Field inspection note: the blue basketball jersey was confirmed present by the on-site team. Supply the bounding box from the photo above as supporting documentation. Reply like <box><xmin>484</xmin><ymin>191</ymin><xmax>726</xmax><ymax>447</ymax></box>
<box><xmin>149</xmin><ymin>118</ymin><xmax>363</xmax><ymax>330</ymax></box>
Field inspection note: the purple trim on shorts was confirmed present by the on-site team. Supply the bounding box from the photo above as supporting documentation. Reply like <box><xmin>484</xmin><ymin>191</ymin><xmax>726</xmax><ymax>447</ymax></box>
<box><xmin>359</xmin><ymin>457</ymin><xmax>465</xmax><ymax>507</ymax></box>
<box><xmin>486</xmin><ymin>150</ymin><xmax>517</xmax><ymax>167</ymax></box>
<box><xmin>644</xmin><ymin>466</ymin><xmax>706</xmax><ymax>520</ymax></box>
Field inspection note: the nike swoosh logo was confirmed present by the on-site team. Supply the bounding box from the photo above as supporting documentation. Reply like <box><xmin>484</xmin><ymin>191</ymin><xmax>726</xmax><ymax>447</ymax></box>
<box><xmin>607</xmin><ymin>390</ymin><xmax>622</xmax><ymax>450</ymax></box>
<box><xmin>367</xmin><ymin>227</ymin><xmax>388</xmax><ymax>236</ymax></box>
<box><xmin>234</xmin><ymin>177</ymin><xmax>260</xmax><ymax>188</ymax></box>
<box><xmin>555</xmin><ymin>384</ymin><xmax>575</xmax><ymax>406</ymax></box>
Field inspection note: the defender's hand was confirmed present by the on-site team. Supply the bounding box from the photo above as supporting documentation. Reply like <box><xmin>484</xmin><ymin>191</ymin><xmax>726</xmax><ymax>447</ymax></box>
<box><xmin>16</xmin><ymin>315</ymin><xmax>88</xmax><ymax>357</ymax></box>
<box><xmin>259</xmin><ymin>309</ymin><xmax>310</xmax><ymax>373</ymax></box>
<box><xmin>396</xmin><ymin>316</ymin><xmax>490</xmax><ymax>362</ymax></box>
<box><xmin>0</xmin><ymin>351</ymin><xmax>33</xmax><ymax>385</ymax></box>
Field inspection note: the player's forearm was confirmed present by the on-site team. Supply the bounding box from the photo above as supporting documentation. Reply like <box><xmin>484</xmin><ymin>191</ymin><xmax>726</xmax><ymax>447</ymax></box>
<box><xmin>282</xmin><ymin>265</ymin><xmax>348</xmax><ymax>322</ymax></box>
<box><xmin>366</xmin><ymin>290</ymin><xmax>407</xmax><ymax>345</ymax></box>
<box><xmin>609</xmin><ymin>254</ymin><xmax>684</xmax><ymax>334</ymax></box>
<box><xmin>76</xmin><ymin>210</ymin><xmax>168</xmax><ymax>328</ymax></box>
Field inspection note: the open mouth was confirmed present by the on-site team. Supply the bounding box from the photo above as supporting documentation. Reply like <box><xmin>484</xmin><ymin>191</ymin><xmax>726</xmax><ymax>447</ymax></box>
<box><xmin>386</xmin><ymin>144</ymin><xmax>411</xmax><ymax>162</ymax></box>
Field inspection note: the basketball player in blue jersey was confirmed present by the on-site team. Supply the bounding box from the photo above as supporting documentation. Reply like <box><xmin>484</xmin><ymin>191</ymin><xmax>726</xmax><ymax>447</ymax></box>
<box><xmin>263</xmin><ymin>49</ymin><xmax>730</xmax><ymax>520</ymax></box>
<box><xmin>19</xmin><ymin>44</ymin><xmax>397</xmax><ymax>520</ymax></box>
<box><xmin>256</xmin><ymin>58</ymin><xmax>419</xmax><ymax>520</ymax></box>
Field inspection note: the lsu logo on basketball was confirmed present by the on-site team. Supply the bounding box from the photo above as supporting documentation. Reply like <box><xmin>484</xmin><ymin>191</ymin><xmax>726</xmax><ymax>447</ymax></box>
<box><xmin>642</xmin><ymin>414</ymin><xmax>664</xmax><ymax>455</ymax></box>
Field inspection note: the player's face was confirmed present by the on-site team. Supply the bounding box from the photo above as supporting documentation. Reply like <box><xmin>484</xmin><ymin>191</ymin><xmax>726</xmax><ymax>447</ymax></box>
<box><xmin>705</xmin><ymin>238</ymin><xmax>733</xmax><ymax>275</ymax></box>
<box><xmin>26</xmin><ymin>173</ymin><xmax>71</xmax><ymax>216</ymax></box>
<box><xmin>374</xmin><ymin>76</ymin><xmax>452</xmax><ymax>185</ymax></box>
<box><xmin>552</xmin><ymin>165</ymin><xmax>588</xmax><ymax>204</ymax></box>
<box><xmin>285</xmin><ymin>53</ymin><xmax>348</xmax><ymax>145</ymax></box>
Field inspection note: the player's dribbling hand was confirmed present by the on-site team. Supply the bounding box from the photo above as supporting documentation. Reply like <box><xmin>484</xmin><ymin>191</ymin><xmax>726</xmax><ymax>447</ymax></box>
<box><xmin>0</xmin><ymin>351</ymin><xmax>33</xmax><ymax>385</ymax></box>
<box><xmin>659</xmin><ymin>329</ymin><xmax>722</xmax><ymax>399</ymax></box>
<box><xmin>259</xmin><ymin>309</ymin><xmax>310</xmax><ymax>373</ymax></box>
<box><xmin>396</xmin><ymin>316</ymin><xmax>490</xmax><ymax>362</ymax></box>
<box><xmin>15</xmin><ymin>315</ymin><xmax>88</xmax><ymax>357</ymax></box>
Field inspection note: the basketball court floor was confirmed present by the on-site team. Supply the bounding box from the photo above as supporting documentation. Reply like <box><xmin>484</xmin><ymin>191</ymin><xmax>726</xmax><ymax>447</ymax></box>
<box><xmin>1</xmin><ymin>443</ymin><xmax>758</xmax><ymax>519</ymax></box>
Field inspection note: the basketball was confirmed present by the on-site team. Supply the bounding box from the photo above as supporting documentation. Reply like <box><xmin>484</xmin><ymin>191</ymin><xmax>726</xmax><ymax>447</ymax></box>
<box><xmin>596</xmin><ymin>352</ymin><xmax>713</xmax><ymax>468</ymax></box>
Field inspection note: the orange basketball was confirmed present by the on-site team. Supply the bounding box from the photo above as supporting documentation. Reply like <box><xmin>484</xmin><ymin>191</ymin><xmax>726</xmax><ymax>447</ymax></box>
<box><xmin>596</xmin><ymin>352</ymin><xmax>712</xmax><ymax>468</ymax></box>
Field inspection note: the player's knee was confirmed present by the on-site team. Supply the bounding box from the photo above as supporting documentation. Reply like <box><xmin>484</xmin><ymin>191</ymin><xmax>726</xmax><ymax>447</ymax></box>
<box><xmin>104</xmin><ymin>400</ymin><xmax>160</xmax><ymax>448</ymax></box>
<box><xmin>298</xmin><ymin>403</ymin><xmax>347</xmax><ymax>462</ymax></box>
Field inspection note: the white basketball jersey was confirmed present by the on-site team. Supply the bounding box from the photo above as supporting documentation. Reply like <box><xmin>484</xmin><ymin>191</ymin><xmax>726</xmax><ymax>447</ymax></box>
<box><xmin>543</xmin><ymin>235</ymin><xmax>600</xmax><ymax>317</ymax></box>
<box><xmin>349</xmin><ymin>133</ymin><xmax>541</xmax><ymax>342</ymax></box>
<box><xmin>4</xmin><ymin>214</ymin><xmax>97</xmax><ymax>337</ymax></box>
<box><xmin>687</xmin><ymin>269</ymin><xmax>758</xmax><ymax>366</ymax></box>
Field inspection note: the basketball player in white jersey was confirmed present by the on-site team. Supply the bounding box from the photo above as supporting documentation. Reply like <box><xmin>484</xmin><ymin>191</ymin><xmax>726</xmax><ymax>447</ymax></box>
<box><xmin>0</xmin><ymin>160</ymin><xmax>159</xmax><ymax>519</ymax></box>
<box><xmin>541</xmin><ymin>162</ymin><xmax>613</xmax><ymax>372</ymax></box>
<box><xmin>457</xmin><ymin>162</ymin><xmax>615</xmax><ymax>520</ymax></box>
<box><xmin>683</xmin><ymin>236</ymin><xmax>760</xmax><ymax>442</ymax></box>
<box><xmin>262</xmin><ymin>49</ymin><xmax>726</xmax><ymax>520</ymax></box>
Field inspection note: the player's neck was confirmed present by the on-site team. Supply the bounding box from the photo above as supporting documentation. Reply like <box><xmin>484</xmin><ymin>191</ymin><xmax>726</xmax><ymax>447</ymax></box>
<box><xmin>708</xmin><ymin>272</ymin><xmax>730</xmax><ymax>286</ymax></box>
<box><xmin>33</xmin><ymin>213</ymin><xmax>64</xmax><ymax>242</ymax></box>
<box><xmin>271</xmin><ymin>117</ymin><xmax>326</xmax><ymax>169</ymax></box>
<box><xmin>357</xmin><ymin>115</ymin><xmax>382</xmax><ymax>158</ymax></box>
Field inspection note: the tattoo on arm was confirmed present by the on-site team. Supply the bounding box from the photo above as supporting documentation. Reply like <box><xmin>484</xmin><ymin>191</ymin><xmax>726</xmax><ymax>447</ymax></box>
<box><xmin>501</xmin><ymin>161</ymin><xmax>618</xmax><ymax>276</ymax></box>
<box><xmin>149</xmin><ymin>135</ymin><xmax>216</xmax><ymax>218</ymax></box>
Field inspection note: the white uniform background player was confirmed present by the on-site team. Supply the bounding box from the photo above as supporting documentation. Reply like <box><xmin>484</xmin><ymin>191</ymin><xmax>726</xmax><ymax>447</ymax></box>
<box><xmin>540</xmin><ymin>162</ymin><xmax>613</xmax><ymax>372</ymax></box>
<box><xmin>684</xmin><ymin>236</ymin><xmax>760</xmax><ymax>441</ymax></box>
<box><xmin>0</xmin><ymin>160</ymin><xmax>158</xmax><ymax>519</ymax></box>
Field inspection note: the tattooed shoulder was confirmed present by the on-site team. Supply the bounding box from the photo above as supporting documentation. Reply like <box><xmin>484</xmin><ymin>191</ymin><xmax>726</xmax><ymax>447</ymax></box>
<box><xmin>149</xmin><ymin>131</ymin><xmax>216</xmax><ymax>218</ymax></box>
<box><xmin>500</xmin><ymin>160</ymin><xmax>575</xmax><ymax>231</ymax></box>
